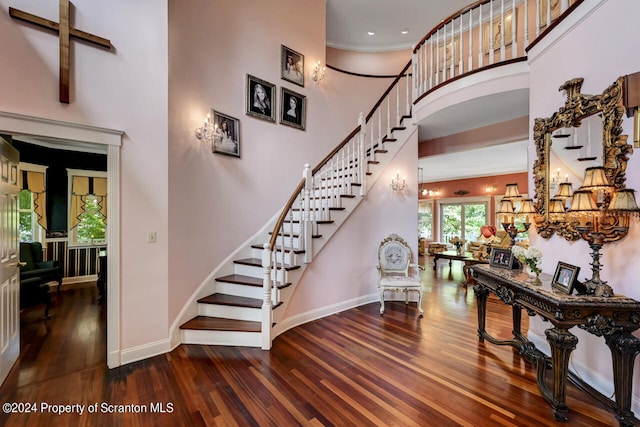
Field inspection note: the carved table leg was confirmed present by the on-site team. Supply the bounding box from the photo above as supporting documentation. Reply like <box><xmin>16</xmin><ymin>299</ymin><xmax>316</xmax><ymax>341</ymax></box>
<box><xmin>605</xmin><ymin>333</ymin><xmax>640</xmax><ymax>427</ymax></box>
<box><xmin>473</xmin><ymin>284</ymin><xmax>490</xmax><ymax>343</ymax></box>
<box><xmin>543</xmin><ymin>328</ymin><xmax>578</xmax><ymax>422</ymax></box>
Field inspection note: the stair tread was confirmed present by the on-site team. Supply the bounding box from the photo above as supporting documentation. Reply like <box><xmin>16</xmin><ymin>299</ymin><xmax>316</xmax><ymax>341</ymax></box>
<box><xmin>198</xmin><ymin>293</ymin><xmax>262</xmax><ymax>308</ymax></box>
<box><xmin>250</xmin><ymin>244</ymin><xmax>305</xmax><ymax>254</ymax></box>
<box><xmin>234</xmin><ymin>257</ymin><xmax>301</xmax><ymax>271</ymax></box>
<box><xmin>216</xmin><ymin>274</ymin><xmax>263</xmax><ymax>287</ymax></box>
<box><xmin>180</xmin><ymin>316</ymin><xmax>261</xmax><ymax>332</ymax></box>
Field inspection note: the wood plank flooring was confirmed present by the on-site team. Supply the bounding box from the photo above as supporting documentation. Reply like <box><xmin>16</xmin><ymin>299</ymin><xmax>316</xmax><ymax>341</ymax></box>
<box><xmin>0</xmin><ymin>259</ymin><xmax>629</xmax><ymax>426</ymax></box>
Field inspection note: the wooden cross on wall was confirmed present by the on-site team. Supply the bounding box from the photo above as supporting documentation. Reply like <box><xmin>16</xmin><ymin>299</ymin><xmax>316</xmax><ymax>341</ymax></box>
<box><xmin>9</xmin><ymin>0</ymin><xmax>112</xmax><ymax>103</ymax></box>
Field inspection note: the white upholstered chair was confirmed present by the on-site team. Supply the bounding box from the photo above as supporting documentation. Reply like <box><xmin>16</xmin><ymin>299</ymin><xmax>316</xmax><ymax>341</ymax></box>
<box><xmin>376</xmin><ymin>234</ymin><xmax>424</xmax><ymax>316</ymax></box>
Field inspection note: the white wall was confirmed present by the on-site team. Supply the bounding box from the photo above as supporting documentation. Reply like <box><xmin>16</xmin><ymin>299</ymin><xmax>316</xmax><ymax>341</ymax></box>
<box><xmin>527</xmin><ymin>0</ymin><xmax>640</xmax><ymax>409</ymax></box>
<box><xmin>0</xmin><ymin>0</ymin><xmax>169</xmax><ymax>351</ymax></box>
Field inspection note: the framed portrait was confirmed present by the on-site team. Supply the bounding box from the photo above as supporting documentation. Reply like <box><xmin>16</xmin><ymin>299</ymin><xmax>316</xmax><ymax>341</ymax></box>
<box><xmin>246</xmin><ymin>74</ymin><xmax>276</xmax><ymax>122</ymax></box>
<box><xmin>211</xmin><ymin>110</ymin><xmax>240</xmax><ymax>158</ymax></box>
<box><xmin>552</xmin><ymin>262</ymin><xmax>580</xmax><ymax>294</ymax></box>
<box><xmin>483</xmin><ymin>10</ymin><xmax>514</xmax><ymax>53</ymax></box>
<box><xmin>489</xmin><ymin>248</ymin><xmax>514</xmax><ymax>269</ymax></box>
<box><xmin>280</xmin><ymin>87</ymin><xmax>306</xmax><ymax>130</ymax></box>
<box><xmin>281</xmin><ymin>45</ymin><xmax>304</xmax><ymax>87</ymax></box>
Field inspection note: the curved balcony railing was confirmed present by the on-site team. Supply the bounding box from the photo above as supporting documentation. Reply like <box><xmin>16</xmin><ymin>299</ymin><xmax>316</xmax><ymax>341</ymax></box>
<box><xmin>412</xmin><ymin>0</ymin><xmax>583</xmax><ymax>103</ymax></box>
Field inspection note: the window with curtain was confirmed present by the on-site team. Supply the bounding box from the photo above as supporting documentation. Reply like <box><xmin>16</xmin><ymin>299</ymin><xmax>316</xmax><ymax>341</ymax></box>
<box><xmin>69</xmin><ymin>174</ymin><xmax>107</xmax><ymax>244</ymax></box>
<box><xmin>18</xmin><ymin>168</ymin><xmax>47</xmax><ymax>241</ymax></box>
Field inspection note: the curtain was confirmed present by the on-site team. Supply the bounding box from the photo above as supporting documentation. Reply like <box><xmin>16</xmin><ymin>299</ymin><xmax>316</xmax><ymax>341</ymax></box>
<box><xmin>70</xmin><ymin>176</ymin><xmax>107</xmax><ymax>230</ymax></box>
<box><xmin>19</xmin><ymin>170</ymin><xmax>47</xmax><ymax>230</ymax></box>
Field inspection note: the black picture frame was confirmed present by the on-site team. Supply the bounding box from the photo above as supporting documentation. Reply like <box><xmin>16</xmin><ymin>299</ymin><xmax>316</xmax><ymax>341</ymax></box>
<box><xmin>280</xmin><ymin>87</ymin><xmax>306</xmax><ymax>130</ymax></box>
<box><xmin>552</xmin><ymin>262</ymin><xmax>580</xmax><ymax>294</ymax></box>
<box><xmin>246</xmin><ymin>74</ymin><xmax>276</xmax><ymax>122</ymax></box>
<box><xmin>281</xmin><ymin>45</ymin><xmax>304</xmax><ymax>87</ymax></box>
<box><xmin>211</xmin><ymin>110</ymin><xmax>240</xmax><ymax>158</ymax></box>
<box><xmin>489</xmin><ymin>248</ymin><xmax>514</xmax><ymax>269</ymax></box>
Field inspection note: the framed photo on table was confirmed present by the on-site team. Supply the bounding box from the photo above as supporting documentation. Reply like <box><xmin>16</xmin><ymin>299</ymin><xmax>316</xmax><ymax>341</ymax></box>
<box><xmin>281</xmin><ymin>45</ymin><xmax>304</xmax><ymax>87</ymax></box>
<box><xmin>552</xmin><ymin>262</ymin><xmax>580</xmax><ymax>294</ymax></box>
<box><xmin>489</xmin><ymin>248</ymin><xmax>514</xmax><ymax>269</ymax></box>
<box><xmin>246</xmin><ymin>74</ymin><xmax>276</xmax><ymax>122</ymax></box>
<box><xmin>280</xmin><ymin>87</ymin><xmax>306</xmax><ymax>130</ymax></box>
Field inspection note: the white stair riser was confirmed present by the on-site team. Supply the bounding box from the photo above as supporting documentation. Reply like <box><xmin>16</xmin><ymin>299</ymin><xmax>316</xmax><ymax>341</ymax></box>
<box><xmin>216</xmin><ymin>281</ymin><xmax>263</xmax><ymax>299</ymax></box>
<box><xmin>198</xmin><ymin>303</ymin><xmax>261</xmax><ymax>322</ymax></box>
<box><xmin>181</xmin><ymin>329</ymin><xmax>261</xmax><ymax>347</ymax></box>
<box><xmin>234</xmin><ymin>264</ymin><xmax>286</xmax><ymax>282</ymax></box>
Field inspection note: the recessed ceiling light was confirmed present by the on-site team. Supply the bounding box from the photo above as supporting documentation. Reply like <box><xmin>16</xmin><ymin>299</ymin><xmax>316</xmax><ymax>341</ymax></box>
<box><xmin>401</xmin><ymin>28</ymin><xmax>409</xmax><ymax>35</ymax></box>
<box><xmin>367</xmin><ymin>31</ymin><xmax>375</xmax><ymax>36</ymax></box>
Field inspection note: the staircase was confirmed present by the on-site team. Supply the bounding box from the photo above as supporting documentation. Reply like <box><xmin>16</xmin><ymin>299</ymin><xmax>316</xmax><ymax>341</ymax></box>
<box><xmin>179</xmin><ymin>62</ymin><xmax>414</xmax><ymax>349</ymax></box>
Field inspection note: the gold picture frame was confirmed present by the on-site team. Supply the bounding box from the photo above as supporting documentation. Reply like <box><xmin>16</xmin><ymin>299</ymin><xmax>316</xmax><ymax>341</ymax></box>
<box><xmin>539</xmin><ymin>0</ymin><xmax>562</xmax><ymax>29</ymax></box>
<box><xmin>437</xmin><ymin>40</ymin><xmax>458</xmax><ymax>71</ymax></box>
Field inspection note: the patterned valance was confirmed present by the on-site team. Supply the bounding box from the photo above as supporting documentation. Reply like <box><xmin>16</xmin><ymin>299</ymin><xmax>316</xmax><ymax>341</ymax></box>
<box><xmin>19</xmin><ymin>170</ymin><xmax>47</xmax><ymax>230</ymax></box>
<box><xmin>70</xmin><ymin>176</ymin><xmax>107</xmax><ymax>230</ymax></box>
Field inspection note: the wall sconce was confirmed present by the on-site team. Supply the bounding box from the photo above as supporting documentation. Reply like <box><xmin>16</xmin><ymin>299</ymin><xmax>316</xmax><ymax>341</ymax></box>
<box><xmin>418</xmin><ymin>167</ymin><xmax>438</xmax><ymax>196</ymax></box>
<box><xmin>485</xmin><ymin>184</ymin><xmax>497</xmax><ymax>193</ymax></box>
<box><xmin>312</xmin><ymin>61</ymin><xmax>326</xmax><ymax>82</ymax></box>
<box><xmin>195</xmin><ymin>113</ymin><xmax>216</xmax><ymax>143</ymax></box>
<box><xmin>550</xmin><ymin>167</ymin><xmax>569</xmax><ymax>191</ymax></box>
<box><xmin>496</xmin><ymin>183</ymin><xmax>535</xmax><ymax>246</ymax></box>
<box><xmin>390</xmin><ymin>171</ymin><xmax>406</xmax><ymax>191</ymax></box>
<box><xmin>566</xmin><ymin>166</ymin><xmax>640</xmax><ymax>297</ymax></box>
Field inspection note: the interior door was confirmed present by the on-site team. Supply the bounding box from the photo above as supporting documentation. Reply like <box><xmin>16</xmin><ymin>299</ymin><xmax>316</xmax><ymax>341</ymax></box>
<box><xmin>0</xmin><ymin>136</ymin><xmax>20</xmax><ymax>386</ymax></box>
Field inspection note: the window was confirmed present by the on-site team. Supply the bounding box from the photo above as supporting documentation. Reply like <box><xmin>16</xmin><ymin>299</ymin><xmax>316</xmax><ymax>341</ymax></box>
<box><xmin>74</xmin><ymin>194</ymin><xmax>106</xmax><ymax>244</ymax></box>
<box><xmin>418</xmin><ymin>200</ymin><xmax>433</xmax><ymax>240</ymax></box>
<box><xmin>439</xmin><ymin>198</ymin><xmax>489</xmax><ymax>243</ymax></box>
<box><xmin>18</xmin><ymin>189</ymin><xmax>35</xmax><ymax>242</ymax></box>
<box><xmin>68</xmin><ymin>169</ymin><xmax>107</xmax><ymax>246</ymax></box>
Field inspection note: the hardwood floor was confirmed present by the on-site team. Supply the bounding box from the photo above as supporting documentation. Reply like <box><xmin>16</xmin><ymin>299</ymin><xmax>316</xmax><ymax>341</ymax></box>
<box><xmin>0</xmin><ymin>260</ymin><xmax>628</xmax><ymax>426</ymax></box>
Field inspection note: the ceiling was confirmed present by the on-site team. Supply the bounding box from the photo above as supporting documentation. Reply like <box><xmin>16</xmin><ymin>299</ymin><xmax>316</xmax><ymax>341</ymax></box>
<box><xmin>326</xmin><ymin>0</ymin><xmax>472</xmax><ymax>52</ymax></box>
<box><xmin>325</xmin><ymin>0</ymin><xmax>530</xmax><ymax>182</ymax></box>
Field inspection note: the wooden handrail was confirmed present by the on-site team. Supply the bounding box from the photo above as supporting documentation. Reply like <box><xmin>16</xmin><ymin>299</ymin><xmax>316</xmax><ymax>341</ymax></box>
<box><xmin>269</xmin><ymin>178</ymin><xmax>306</xmax><ymax>249</ymax></box>
<box><xmin>413</xmin><ymin>0</ymin><xmax>492</xmax><ymax>54</ymax></box>
<box><xmin>312</xmin><ymin>126</ymin><xmax>361</xmax><ymax>175</ymax></box>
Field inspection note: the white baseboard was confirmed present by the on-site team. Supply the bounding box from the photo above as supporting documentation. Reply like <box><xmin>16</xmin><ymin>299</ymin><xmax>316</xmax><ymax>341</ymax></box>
<box><xmin>273</xmin><ymin>293</ymin><xmax>379</xmax><ymax>338</ymax></box>
<box><xmin>119</xmin><ymin>338</ymin><xmax>172</xmax><ymax>366</ymax></box>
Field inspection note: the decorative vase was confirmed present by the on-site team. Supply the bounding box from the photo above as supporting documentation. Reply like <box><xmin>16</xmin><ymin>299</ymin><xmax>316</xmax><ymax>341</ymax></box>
<box><xmin>456</xmin><ymin>245</ymin><xmax>463</xmax><ymax>256</ymax></box>
<box><xmin>526</xmin><ymin>265</ymin><xmax>541</xmax><ymax>285</ymax></box>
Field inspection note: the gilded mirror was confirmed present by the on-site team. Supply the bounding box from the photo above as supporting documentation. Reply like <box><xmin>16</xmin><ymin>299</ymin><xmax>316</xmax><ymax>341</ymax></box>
<box><xmin>533</xmin><ymin>77</ymin><xmax>633</xmax><ymax>240</ymax></box>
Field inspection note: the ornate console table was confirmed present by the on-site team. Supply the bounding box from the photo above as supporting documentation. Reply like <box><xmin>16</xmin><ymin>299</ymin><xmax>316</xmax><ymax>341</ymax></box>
<box><xmin>471</xmin><ymin>264</ymin><xmax>640</xmax><ymax>426</ymax></box>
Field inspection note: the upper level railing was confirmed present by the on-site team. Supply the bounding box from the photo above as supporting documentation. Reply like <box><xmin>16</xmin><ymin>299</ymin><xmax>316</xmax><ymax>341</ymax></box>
<box><xmin>412</xmin><ymin>0</ymin><xmax>582</xmax><ymax>103</ymax></box>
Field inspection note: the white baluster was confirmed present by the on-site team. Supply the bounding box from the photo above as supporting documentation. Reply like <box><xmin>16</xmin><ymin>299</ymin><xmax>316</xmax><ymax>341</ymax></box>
<box><xmin>478</xmin><ymin>3</ymin><xmax>484</xmax><ymax>67</ymax></box>
<box><xmin>467</xmin><ymin>10</ymin><xmax>473</xmax><ymax>72</ymax></box>
<box><xmin>436</xmin><ymin>28</ymin><xmax>441</xmax><ymax>85</ymax></box>
<box><xmin>261</xmin><ymin>242</ymin><xmax>272</xmax><ymax>350</ymax></box>
<box><xmin>405</xmin><ymin>72</ymin><xmax>410</xmax><ymax>117</ymax></box>
<box><xmin>429</xmin><ymin>37</ymin><xmax>434</xmax><ymax>89</ymax></box>
<box><xmin>500</xmin><ymin>0</ymin><xmax>505</xmax><ymax>61</ymax></box>
<box><xmin>511</xmin><ymin>0</ymin><xmax>517</xmax><ymax>58</ymax></box>
<box><xmin>303</xmin><ymin>164</ymin><xmax>312</xmax><ymax>263</ymax></box>
<box><xmin>524</xmin><ymin>0</ymin><xmax>529</xmax><ymax>46</ymax></box>
<box><xmin>546</xmin><ymin>0</ymin><xmax>551</xmax><ymax>28</ymax></box>
<box><xmin>535</xmin><ymin>0</ymin><xmax>541</xmax><ymax>37</ymax></box>
<box><xmin>378</xmin><ymin>108</ymin><xmax>383</xmax><ymax>151</ymax></box>
<box><xmin>489</xmin><ymin>0</ymin><xmax>494</xmax><ymax>65</ymax></box>
<box><xmin>359</xmin><ymin>113</ymin><xmax>366</xmax><ymax>196</ymax></box>
<box><xmin>458</xmin><ymin>15</ymin><xmax>463</xmax><ymax>73</ymax></box>
<box><xmin>386</xmin><ymin>95</ymin><xmax>391</xmax><ymax>138</ymax></box>
<box><xmin>396</xmin><ymin>82</ymin><xmax>400</xmax><ymax>126</ymax></box>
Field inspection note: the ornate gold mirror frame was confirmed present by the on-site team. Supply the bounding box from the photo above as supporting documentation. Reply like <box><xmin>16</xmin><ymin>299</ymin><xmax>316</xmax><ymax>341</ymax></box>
<box><xmin>533</xmin><ymin>77</ymin><xmax>633</xmax><ymax>240</ymax></box>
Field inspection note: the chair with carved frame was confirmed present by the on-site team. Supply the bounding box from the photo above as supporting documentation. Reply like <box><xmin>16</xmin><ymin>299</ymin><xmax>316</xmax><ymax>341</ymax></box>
<box><xmin>376</xmin><ymin>234</ymin><xmax>424</xmax><ymax>316</ymax></box>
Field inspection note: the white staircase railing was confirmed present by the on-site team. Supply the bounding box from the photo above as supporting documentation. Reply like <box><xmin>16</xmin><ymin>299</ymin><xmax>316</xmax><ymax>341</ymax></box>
<box><xmin>412</xmin><ymin>0</ymin><xmax>581</xmax><ymax>102</ymax></box>
<box><xmin>260</xmin><ymin>61</ymin><xmax>413</xmax><ymax>348</ymax></box>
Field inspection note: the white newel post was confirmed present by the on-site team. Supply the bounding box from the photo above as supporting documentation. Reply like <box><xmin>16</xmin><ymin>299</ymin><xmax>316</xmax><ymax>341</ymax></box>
<box><xmin>261</xmin><ymin>243</ymin><xmax>272</xmax><ymax>350</ymax></box>
<box><xmin>303</xmin><ymin>163</ymin><xmax>313</xmax><ymax>263</ymax></box>
<box><xmin>358</xmin><ymin>113</ymin><xmax>366</xmax><ymax>196</ymax></box>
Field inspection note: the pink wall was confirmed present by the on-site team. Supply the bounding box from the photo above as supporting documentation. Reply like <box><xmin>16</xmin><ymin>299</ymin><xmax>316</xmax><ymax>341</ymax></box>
<box><xmin>0</xmin><ymin>0</ymin><xmax>170</xmax><ymax>350</ymax></box>
<box><xmin>327</xmin><ymin>47</ymin><xmax>411</xmax><ymax>76</ymax></box>
<box><xmin>167</xmin><ymin>0</ymin><xmax>407</xmax><ymax>326</ymax></box>
<box><xmin>527</xmin><ymin>0</ymin><xmax>640</xmax><ymax>408</ymax></box>
<box><xmin>285</xmin><ymin>131</ymin><xmax>419</xmax><ymax>317</ymax></box>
